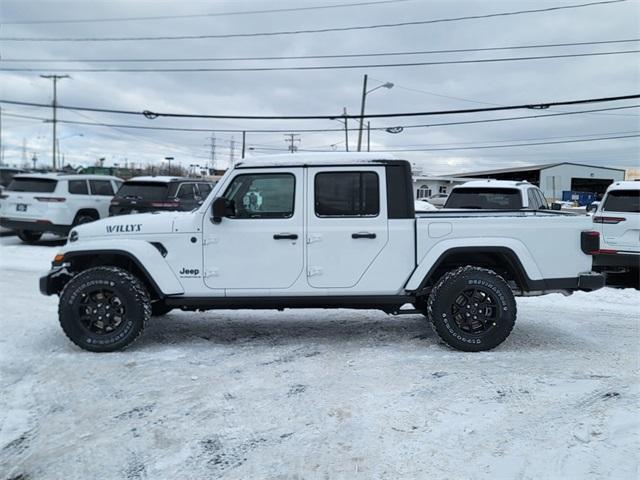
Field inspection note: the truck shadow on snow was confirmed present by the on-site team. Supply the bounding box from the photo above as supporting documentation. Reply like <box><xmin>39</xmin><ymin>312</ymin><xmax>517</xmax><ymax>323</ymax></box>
<box><xmin>131</xmin><ymin>311</ymin><xmax>586</xmax><ymax>352</ymax></box>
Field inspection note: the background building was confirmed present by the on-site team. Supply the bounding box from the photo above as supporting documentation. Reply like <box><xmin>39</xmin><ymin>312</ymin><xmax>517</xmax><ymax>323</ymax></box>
<box><xmin>412</xmin><ymin>175</ymin><xmax>479</xmax><ymax>199</ymax></box>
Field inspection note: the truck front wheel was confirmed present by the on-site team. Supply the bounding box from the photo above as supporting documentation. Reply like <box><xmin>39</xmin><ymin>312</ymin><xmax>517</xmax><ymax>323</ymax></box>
<box><xmin>426</xmin><ymin>266</ymin><xmax>516</xmax><ymax>352</ymax></box>
<box><xmin>58</xmin><ymin>266</ymin><xmax>151</xmax><ymax>352</ymax></box>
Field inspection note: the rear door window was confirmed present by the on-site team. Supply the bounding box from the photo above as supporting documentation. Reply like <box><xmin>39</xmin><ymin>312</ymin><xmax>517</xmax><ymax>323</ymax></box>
<box><xmin>89</xmin><ymin>180</ymin><xmax>115</xmax><ymax>196</ymax></box>
<box><xmin>7</xmin><ymin>178</ymin><xmax>57</xmax><ymax>193</ymax></box>
<box><xmin>68</xmin><ymin>180</ymin><xmax>89</xmax><ymax>195</ymax></box>
<box><xmin>603</xmin><ymin>190</ymin><xmax>640</xmax><ymax>213</ymax></box>
<box><xmin>445</xmin><ymin>188</ymin><xmax>523</xmax><ymax>209</ymax></box>
<box><xmin>115</xmin><ymin>182</ymin><xmax>169</xmax><ymax>201</ymax></box>
<box><xmin>314</xmin><ymin>171</ymin><xmax>379</xmax><ymax>217</ymax></box>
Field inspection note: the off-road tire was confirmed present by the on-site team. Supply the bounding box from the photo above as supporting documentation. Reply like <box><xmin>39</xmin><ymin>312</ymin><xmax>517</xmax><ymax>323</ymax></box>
<box><xmin>426</xmin><ymin>266</ymin><xmax>516</xmax><ymax>352</ymax></box>
<box><xmin>17</xmin><ymin>230</ymin><xmax>42</xmax><ymax>244</ymax></box>
<box><xmin>59</xmin><ymin>266</ymin><xmax>151</xmax><ymax>352</ymax></box>
<box><xmin>151</xmin><ymin>302</ymin><xmax>173</xmax><ymax>317</ymax></box>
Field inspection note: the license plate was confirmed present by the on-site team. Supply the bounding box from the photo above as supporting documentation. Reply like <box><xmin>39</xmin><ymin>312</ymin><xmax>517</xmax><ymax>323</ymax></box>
<box><xmin>16</xmin><ymin>204</ymin><xmax>27</xmax><ymax>212</ymax></box>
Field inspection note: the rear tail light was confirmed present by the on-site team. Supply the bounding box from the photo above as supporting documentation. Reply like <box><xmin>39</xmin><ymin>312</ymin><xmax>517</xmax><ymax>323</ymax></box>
<box><xmin>580</xmin><ymin>231</ymin><xmax>600</xmax><ymax>255</ymax></box>
<box><xmin>150</xmin><ymin>201</ymin><xmax>179</xmax><ymax>208</ymax></box>
<box><xmin>35</xmin><ymin>197</ymin><xmax>66</xmax><ymax>202</ymax></box>
<box><xmin>593</xmin><ymin>216</ymin><xmax>626</xmax><ymax>224</ymax></box>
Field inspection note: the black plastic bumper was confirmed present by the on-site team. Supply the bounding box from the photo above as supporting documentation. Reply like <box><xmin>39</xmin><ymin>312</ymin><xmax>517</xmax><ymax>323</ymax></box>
<box><xmin>39</xmin><ymin>266</ymin><xmax>72</xmax><ymax>296</ymax></box>
<box><xmin>0</xmin><ymin>218</ymin><xmax>70</xmax><ymax>235</ymax></box>
<box><xmin>577</xmin><ymin>272</ymin><xmax>605</xmax><ymax>291</ymax></box>
<box><xmin>593</xmin><ymin>253</ymin><xmax>640</xmax><ymax>270</ymax></box>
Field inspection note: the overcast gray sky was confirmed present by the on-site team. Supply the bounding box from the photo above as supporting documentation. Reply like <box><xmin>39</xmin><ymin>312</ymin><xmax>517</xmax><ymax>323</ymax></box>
<box><xmin>1</xmin><ymin>0</ymin><xmax>639</xmax><ymax>174</ymax></box>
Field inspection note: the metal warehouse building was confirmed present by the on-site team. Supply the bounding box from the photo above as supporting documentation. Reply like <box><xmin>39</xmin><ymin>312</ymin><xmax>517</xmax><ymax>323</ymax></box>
<box><xmin>449</xmin><ymin>162</ymin><xmax>626</xmax><ymax>202</ymax></box>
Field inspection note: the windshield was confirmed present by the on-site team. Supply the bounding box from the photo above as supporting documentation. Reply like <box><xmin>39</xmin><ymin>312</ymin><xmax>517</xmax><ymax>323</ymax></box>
<box><xmin>115</xmin><ymin>182</ymin><xmax>169</xmax><ymax>201</ymax></box>
<box><xmin>603</xmin><ymin>190</ymin><xmax>640</xmax><ymax>213</ymax></box>
<box><xmin>7</xmin><ymin>178</ymin><xmax>57</xmax><ymax>193</ymax></box>
<box><xmin>445</xmin><ymin>187</ymin><xmax>523</xmax><ymax>209</ymax></box>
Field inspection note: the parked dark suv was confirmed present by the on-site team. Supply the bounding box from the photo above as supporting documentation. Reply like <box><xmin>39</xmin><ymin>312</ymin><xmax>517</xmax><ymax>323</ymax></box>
<box><xmin>109</xmin><ymin>176</ymin><xmax>215</xmax><ymax>216</ymax></box>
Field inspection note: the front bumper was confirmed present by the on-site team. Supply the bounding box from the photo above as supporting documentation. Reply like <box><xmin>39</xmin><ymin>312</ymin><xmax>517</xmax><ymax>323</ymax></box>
<box><xmin>0</xmin><ymin>217</ymin><xmax>70</xmax><ymax>235</ymax></box>
<box><xmin>39</xmin><ymin>266</ymin><xmax>73</xmax><ymax>296</ymax></box>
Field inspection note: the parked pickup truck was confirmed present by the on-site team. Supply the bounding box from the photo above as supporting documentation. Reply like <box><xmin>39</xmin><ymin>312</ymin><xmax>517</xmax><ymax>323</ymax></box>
<box><xmin>40</xmin><ymin>153</ymin><xmax>604</xmax><ymax>353</ymax></box>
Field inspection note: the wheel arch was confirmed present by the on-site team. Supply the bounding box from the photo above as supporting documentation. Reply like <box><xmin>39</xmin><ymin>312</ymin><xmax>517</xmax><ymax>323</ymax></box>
<box><xmin>408</xmin><ymin>246</ymin><xmax>538</xmax><ymax>293</ymax></box>
<box><xmin>58</xmin><ymin>245</ymin><xmax>184</xmax><ymax>299</ymax></box>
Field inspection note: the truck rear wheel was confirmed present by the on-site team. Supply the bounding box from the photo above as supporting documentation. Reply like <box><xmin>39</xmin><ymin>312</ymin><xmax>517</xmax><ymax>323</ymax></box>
<box><xmin>426</xmin><ymin>266</ymin><xmax>516</xmax><ymax>352</ymax></box>
<box><xmin>58</xmin><ymin>266</ymin><xmax>151</xmax><ymax>352</ymax></box>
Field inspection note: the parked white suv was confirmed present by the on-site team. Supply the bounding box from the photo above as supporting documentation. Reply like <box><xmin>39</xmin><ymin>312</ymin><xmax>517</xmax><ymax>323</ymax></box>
<box><xmin>0</xmin><ymin>173</ymin><xmax>122</xmax><ymax>243</ymax></box>
<box><xmin>444</xmin><ymin>180</ymin><xmax>549</xmax><ymax>210</ymax></box>
<box><xmin>592</xmin><ymin>181</ymin><xmax>640</xmax><ymax>274</ymax></box>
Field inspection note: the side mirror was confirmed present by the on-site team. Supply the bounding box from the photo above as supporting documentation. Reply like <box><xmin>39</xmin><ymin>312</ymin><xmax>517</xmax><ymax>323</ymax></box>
<box><xmin>211</xmin><ymin>197</ymin><xmax>233</xmax><ymax>223</ymax></box>
<box><xmin>551</xmin><ymin>202</ymin><xmax>562</xmax><ymax>211</ymax></box>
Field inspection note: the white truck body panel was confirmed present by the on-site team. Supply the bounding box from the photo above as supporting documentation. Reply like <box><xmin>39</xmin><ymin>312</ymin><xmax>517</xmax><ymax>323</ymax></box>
<box><xmin>52</xmin><ymin>155</ymin><xmax>597</xmax><ymax>299</ymax></box>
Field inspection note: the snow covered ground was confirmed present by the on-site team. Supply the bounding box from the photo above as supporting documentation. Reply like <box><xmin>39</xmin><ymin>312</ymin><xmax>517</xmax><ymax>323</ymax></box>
<box><xmin>0</xmin><ymin>234</ymin><xmax>638</xmax><ymax>480</ymax></box>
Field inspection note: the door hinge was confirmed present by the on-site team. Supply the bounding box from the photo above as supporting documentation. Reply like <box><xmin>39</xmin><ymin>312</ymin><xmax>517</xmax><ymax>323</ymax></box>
<box><xmin>204</xmin><ymin>269</ymin><xmax>219</xmax><ymax>278</ymax></box>
<box><xmin>307</xmin><ymin>234</ymin><xmax>323</xmax><ymax>244</ymax></box>
<box><xmin>307</xmin><ymin>267</ymin><xmax>323</xmax><ymax>277</ymax></box>
<box><xmin>203</xmin><ymin>235</ymin><xmax>219</xmax><ymax>246</ymax></box>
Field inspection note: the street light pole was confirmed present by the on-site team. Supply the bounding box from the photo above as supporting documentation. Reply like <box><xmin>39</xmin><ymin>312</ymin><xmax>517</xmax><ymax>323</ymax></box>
<box><xmin>357</xmin><ymin>74</ymin><xmax>368</xmax><ymax>152</ymax></box>
<box><xmin>40</xmin><ymin>74</ymin><xmax>70</xmax><ymax>170</ymax></box>
<box><xmin>165</xmin><ymin>156</ymin><xmax>174</xmax><ymax>175</ymax></box>
<box><xmin>356</xmin><ymin>75</ymin><xmax>393</xmax><ymax>152</ymax></box>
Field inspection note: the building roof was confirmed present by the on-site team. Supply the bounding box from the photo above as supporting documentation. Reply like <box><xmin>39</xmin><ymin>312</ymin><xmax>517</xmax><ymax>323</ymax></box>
<box><xmin>237</xmin><ymin>152</ymin><xmax>400</xmax><ymax>168</ymax></box>
<box><xmin>448</xmin><ymin>162</ymin><xmax>626</xmax><ymax>177</ymax></box>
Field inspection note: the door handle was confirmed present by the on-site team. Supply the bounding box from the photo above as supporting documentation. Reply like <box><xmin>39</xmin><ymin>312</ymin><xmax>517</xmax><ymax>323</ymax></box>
<box><xmin>273</xmin><ymin>233</ymin><xmax>298</xmax><ymax>240</ymax></box>
<box><xmin>352</xmin><ymin>232</ymin><xmax>376</xmax><ymax>239</ymax></box>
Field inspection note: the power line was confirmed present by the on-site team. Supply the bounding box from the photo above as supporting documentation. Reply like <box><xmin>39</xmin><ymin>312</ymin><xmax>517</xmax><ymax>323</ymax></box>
<box><xmin>2</xmin><ymin>94</ymin><xmax>639</xmax><ymax>121</ymax></box>
<box><xmin>5</xmin><ymin>50</ymin><xmax>637</xmax><ymax>73</ymax></box>
<box><xmin>1</xmin><ymin>104</ymin><xmax>637</xmax><ymax>133</ymax></box>
<box><xmin>4</xmin><ymin>38</ymin><xmax>638</xmax><ymax>63</ymax></box>
<box><xmin>1</xmin><ymin>107</ymin><xmax>633</xmax><ymax>132</ymax></box>
<box><xmin>0</xmin><ymin>1</ymin><xmax>626</xmax><ymax>42</ymax></box>
<box><xmin>0</xmin><ymin>0</ymin><xmax>411</xmax><ymax>25</ymax></box>
<box><xmin>252</xmin><ymin>134</ymin><xmax>640</xmax><ymax>152</ymax></box>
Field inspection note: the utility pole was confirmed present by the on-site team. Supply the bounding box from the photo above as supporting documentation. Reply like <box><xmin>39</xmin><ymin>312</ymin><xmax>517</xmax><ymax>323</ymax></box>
<box><xmin>40</xmin><ymin>74</ymin><xmax>70</xmax><ymax>170</ymax></box>
<box><xmin>229</xmin><ymin>136</ymin><xmax>235</xmax><ymax>166</ymax></box>
<box><xmin>343</xmin><ymin>107</ymin><xmax>349</xmax><ymax>152</ymax></box>
<box><xmin>367</xmin><ymin>121</ymin><xmax>371</xmax><ymax>152</ymax></box>
<box><xmin>207</xmin><ymin>132</ymin><xmax>216</xmax><ymax>171</ymax></box>
<box><xmin>241</xmin><ymin>131</ymin><xmax>246</xmax><ymax>159</ymax></box>
<box><xmin>31</xmin><ymin>153</ymin><xmax>38</xmax><ymax>170</ymax></box>
<box><xmin>21</xmin><ymin>138</ymin><xmax>27</xmax><ymax>167</ymax></box>
<box><xmin>284</xmin><ymin>133</ymin><xmax>300</xmax><ymax>153</ymax></box>
<box><xmin>357</xmin><ymin>74</ymin><xmax>368</xmax><ymax>152</ymax></box>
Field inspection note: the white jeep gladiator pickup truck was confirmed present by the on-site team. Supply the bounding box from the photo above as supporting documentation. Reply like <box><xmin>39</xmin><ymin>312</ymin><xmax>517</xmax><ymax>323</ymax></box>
<box><xmin>40</xmin><ymin>153</ymin><xmax>604</xmax><ymax>353</ymax></box>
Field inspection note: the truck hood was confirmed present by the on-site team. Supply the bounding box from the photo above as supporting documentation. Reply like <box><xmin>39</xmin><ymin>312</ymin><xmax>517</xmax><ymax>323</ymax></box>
<box><xmin>71</xmin><ymin>211</ymin><xmax>186</xmax><ymax>239</ymax></box>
